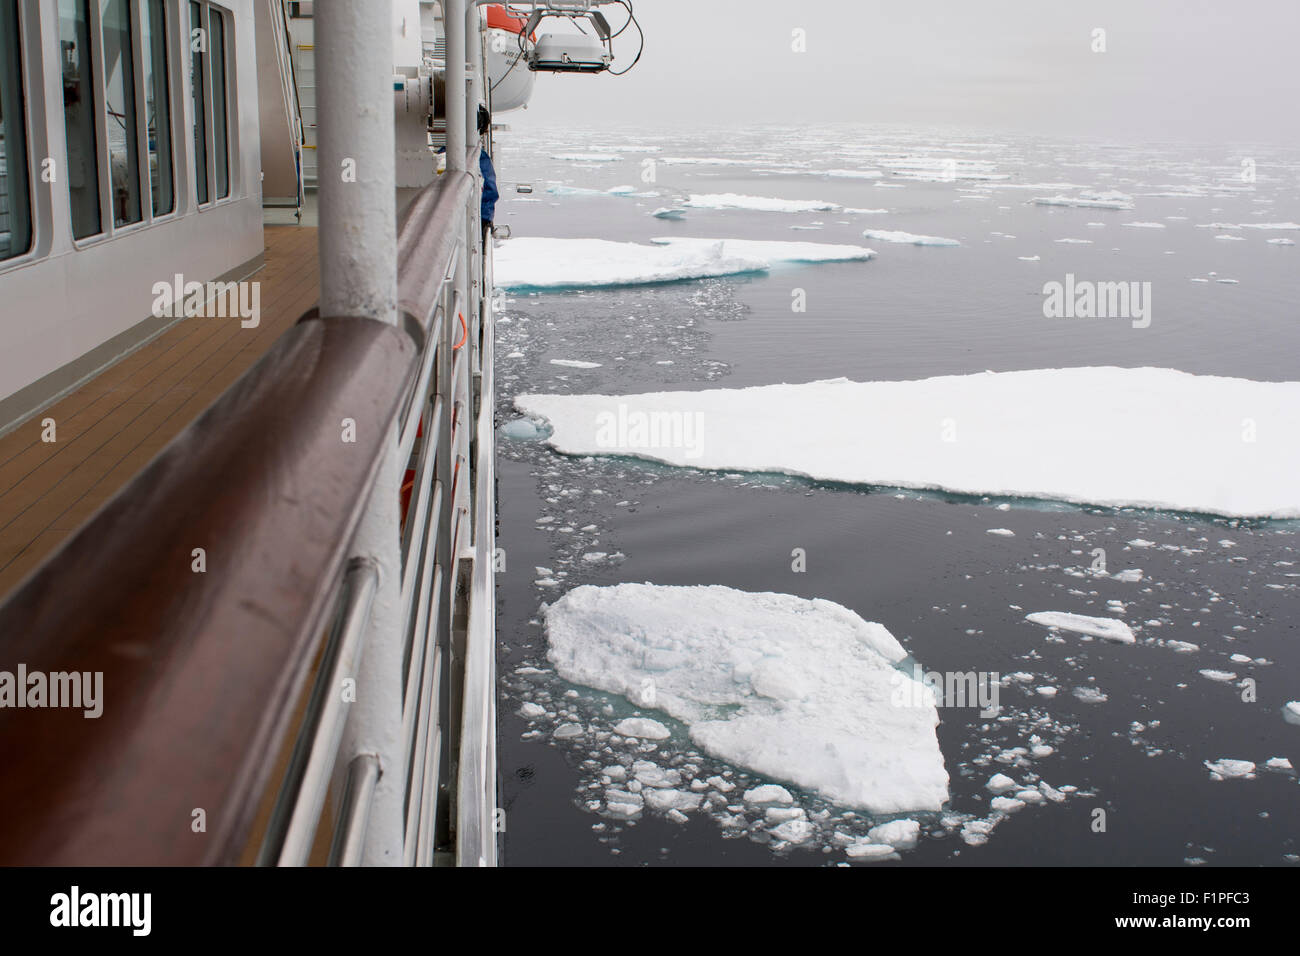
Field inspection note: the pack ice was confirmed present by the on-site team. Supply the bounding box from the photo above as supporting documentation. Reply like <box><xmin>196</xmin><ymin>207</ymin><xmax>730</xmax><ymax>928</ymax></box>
<box><xmin>543</xmin><ymin>583</ymin><xmax>950</xmax><ymax>814</ymax></box>
<box><xmin>495</xmin><ymin>237</ymin><xmax>872</xmax><ymax>291</ymax></box>
<box><xmin>516</xmin><ymin>367</ymin><xmax>1300</xmax><ymax>519</ymax></box>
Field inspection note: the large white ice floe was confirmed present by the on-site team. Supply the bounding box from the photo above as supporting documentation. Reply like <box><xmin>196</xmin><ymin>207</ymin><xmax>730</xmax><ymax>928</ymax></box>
<box><xmin>543</xmin><ymin>583</ymin><xmax>951</xmax><ymax>814</ymax></box>
<box><xmin>683</xmin><ymin>192</ymin><xmax>839</xmax><ymax>213</ymax></box>
<box><xmin>862</xmin><ymin>228</ymin><xmax>960</xmax><ymax>247</ymax></box>
<box><xmin>1033</xmin><ymin>190</ymin><xmax>1135</xmax><ymax>210</ymax></box>
<box><xmin>648</xmin><ymin>237</ymin><xmax>876</xmax><ymax>263</ymax></box>
<box><xmin>495</xmin><ymin>237</ymin><xmax>768</xmax><ymax>290</ymax></box>
<box><xmin>1029</xmin><ymin>189</ymin><xmax>1133</xmax><ymax>210</ymax></box>
<box><xmin>515</xmin><ymin>367</ymin><xmax>1300</xmax><ymax>518</ymax></box>
<box><xmin>495</xmin><ymin>237</ymin><xmax>872</xmax><ymax>290</ymax></box>
<box><xmin>1026</xmin><ymin>611</ymin><xmax>1136</xmax><ymax>644</ymax></box>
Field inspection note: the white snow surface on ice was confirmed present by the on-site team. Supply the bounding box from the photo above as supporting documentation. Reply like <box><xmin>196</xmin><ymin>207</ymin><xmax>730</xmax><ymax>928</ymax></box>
<box><xmin>496</xmin><ymin>237</ymin><xmax>871</xmax><ymax>290</ymax></box>
<box><xmin>543</xmin><ymin>583</ymin><xmax>950</xmax><ymax>814</ymax></box>
<box><xmin>516</xmin><ymin>367</ymin><xmax>1300</xmax><ymax>518</ymax></box>
<box><xmin>862</xmin><ymin>228</ymin><xmax>961</xmax><ymax>246</ymax></box>
<box><xmin>495</xmin><ymin>237</ymin><xmax>768</xmax><ymax>290</ymax></box>
<box><xmin>684</xmin><ymin>193</ymin><xmax>838</xmax><ymax>213</ymax></box>
<box><xmin>1026</xmin><ymin>611</ymin><xmax>1136</xmax><ymax>643</ymax></box>
<box><xmin>648</xmin><ymin>237</ymin><xmax>876</xmax><ymax>263</ymax></box>
<box><xmin>1033</xmin><ymin>190</ymin><xmax>1135</xmax><ymax>210</ymax></box>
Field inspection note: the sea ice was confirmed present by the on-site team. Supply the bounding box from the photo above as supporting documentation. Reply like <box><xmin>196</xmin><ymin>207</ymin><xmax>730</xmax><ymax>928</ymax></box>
<box><xmin>1204</xmin><ymin>759</ymin><xmax>1256</xmax><ymax>781</ymax></box>
<box><xmin>867</xmin><ymin>819</ymin><xmax>920</xmax><ymax>848</ymax></box>
<box><xmin>648</xmin><ymin>237</ymin><xmax>875</xmax><ymax>263</ymax></box>
<box><xmin>745</xmin><ymin>784</ymin><xmax>795</xmax><ymax>806</ymax></box>
<box><xmin>517</xmin><ymin>367</ymin><xmax>1300</xmax><ymax>518</ymax></box>
<box><xmin>684</xmin><ymin>193</ymin><xmax>838</xmax><ymax>213</ymax></box>
<box><xmin>495</xmin><ymin>237</ymin><xmax>768</xmax><ymax>290</ymax></box>
<box><xmin>497</xmin><ymin>237</ymin><xmax>871</xmax><ymax>291</ymax></box>
<box><xmin>544</xmin><ymin>583</ymin><xmax>949</xmax><ymax>813</ymax></box>
<box><xmin>862</xmin><ymin>228</ymin><xmax>960</xmax><ymax>247</ymax></box>
<box><xmin>1033</xmin><ymin>190</ymin><xmax>1135</xmax><ymax>210</ymax></box>
<box><xmin>1025</xmin><ymin>611</ymin><xmax>1135</xmax><ymax>644</ymax></box>
<box><xmin>613</xmin><ymin>717</ymin><xmax>671</xmax><ymax>740</ymax></box>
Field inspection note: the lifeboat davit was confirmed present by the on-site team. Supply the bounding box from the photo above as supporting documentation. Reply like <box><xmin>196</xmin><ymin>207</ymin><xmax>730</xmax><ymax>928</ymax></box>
<box><xmin>484</xmin><ymin>4</ymin><xmax>536</xmax><ymax>112</ymax></box>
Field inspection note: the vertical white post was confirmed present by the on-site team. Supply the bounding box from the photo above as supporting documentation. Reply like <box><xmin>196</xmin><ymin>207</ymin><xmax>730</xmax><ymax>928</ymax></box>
<box><xmin>317</xmin><ymin>0</ymin><xmax>404</xmax><ymax>865</ymax></box>
<box><xmin>445</xmin><ymin>0</ymin><xmax>467</xmax><ymax>173</ymax></box>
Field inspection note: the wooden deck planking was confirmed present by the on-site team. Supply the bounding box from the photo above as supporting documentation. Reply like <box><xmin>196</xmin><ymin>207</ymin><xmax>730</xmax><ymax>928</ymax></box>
<box><xmin>0</xmin><ymin>226</ymin><xmax>321</xmax><ymax>597</ymax></box>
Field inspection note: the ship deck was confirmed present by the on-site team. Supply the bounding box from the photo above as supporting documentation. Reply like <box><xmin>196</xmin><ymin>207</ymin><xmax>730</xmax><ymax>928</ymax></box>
<box><xmin>0</xmin><ymin>224</ymin><xmax>320</xmax><ymax>598</ymax></box>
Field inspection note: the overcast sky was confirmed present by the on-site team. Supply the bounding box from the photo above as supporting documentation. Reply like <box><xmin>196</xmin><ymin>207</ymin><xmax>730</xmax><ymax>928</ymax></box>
<box><xmin>507</xmin><ymin>0</ymin><xmax>1300</xmax><ymax>146</ymax></box>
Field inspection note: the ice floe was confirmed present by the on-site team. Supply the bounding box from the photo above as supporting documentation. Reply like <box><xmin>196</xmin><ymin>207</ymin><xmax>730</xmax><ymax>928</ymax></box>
<box><xmin>861</xmin><ymin>228</ymin><xmax>960</xmax><ymax>246</ymax></box>
<box><xmin>495</xmin><ymin>237</ymin><xmax>768</xmax><ymax>290</ymax></box>
<box><xmin>1204</xmin><ymin>758</ymin><xmax>1256</xmax><ymax>781</ymax></box>
<box><xmin>516</xmin><ymin>367</ymin><xmax>1300</xmax><ymax>518</ymax></box>
<box><xmin>684</xmin><ymin>193</ymin><xmax>838</xmax><ymax>213</ymax></box>
<box><xmin>649</xmin><ymin>237</ymin><xmax>875</xmax><ymax>263</ymax></box>
<box><xmin>496</xmin><ymin>237</ymin><xmax>872</xmax><ymax>291</ymax></box>
<box><xmin>543</xmin><ymin>583</ymin><xmax>950</xmax><ymax>813</ymax></box>
<box><xmin>1025</xmin><ymin>611</ymin><xmax>1136</xmax><ymax>644</ymax></box>
<box><xmin>1032</xmin><ymin>190</ymin><xmax>1135</xmax><ymax>210</ymax></box>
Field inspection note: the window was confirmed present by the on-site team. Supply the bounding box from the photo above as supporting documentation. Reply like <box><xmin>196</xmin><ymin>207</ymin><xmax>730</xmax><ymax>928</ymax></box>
<box><xmin>0</xmin><ymin>0</ymin><xmax>32</xmax><ymax>261</ymax></box>
<box><xmin>142</xmin><ymin>0</ymin><xmax>173</xmax><ymax>216</ymax></box>
<box><xmin>209</xmin><ymin>6</ymin><xmax>228</xmax><ymax>199</ymax></box>
<box><xmin>60</xmin><ymin>0</ymin><xmax>101</xmax><ymax>239</ymax></box>
<box><xmin>189</xmin><ymin>1</ymin><xmax>207</xmax><ymax>204</ymax></box>
<box><xmin>102</xmin><ymin>0</ymin><xmax>141</xmax><ymax>227</ymax></box>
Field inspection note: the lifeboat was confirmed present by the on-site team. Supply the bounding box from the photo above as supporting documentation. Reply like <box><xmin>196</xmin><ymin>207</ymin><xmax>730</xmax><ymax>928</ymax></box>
<box><xmin>484</xmin><ymin>3</ymin><xmax>536</xmax><ymax>112</ymax></box>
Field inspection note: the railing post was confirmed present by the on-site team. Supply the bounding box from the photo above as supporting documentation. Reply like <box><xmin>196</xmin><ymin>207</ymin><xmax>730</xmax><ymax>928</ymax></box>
<box><xmin>316</xmin><ymin>0</ymin><xmax>404</xmax><ymax>865</ymax></box>
<box><xmin>445</xmin><ymin>0</ymin><xmax>467</xmax><ymax>174</ymax></box>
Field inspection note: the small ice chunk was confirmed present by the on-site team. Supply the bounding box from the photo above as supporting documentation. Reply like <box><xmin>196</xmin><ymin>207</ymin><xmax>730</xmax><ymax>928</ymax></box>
<box><xmin>518</xmin><ymin>702</ymin><xmax>547</xmax><ymax>718</ymax></box>
<box><xmin>643</xmin><ymin>788</ymin><xmax>704</xmax><ymax>812</ymax></box>
<box><xmin>1072</xmin><ymin>686</ymin><xmax>1108</xmax><ymax>703</ymax></box>
<box><xmin>991</xmin><ymin>796</ymin><xmax>1025</xmax><ymax>813</ymax></box>
<box><xmin>1204</xmin><ymin>758</ymin><xmax>1256</xmax><ymax>781</ymax></box>
<box><xmin>1027</xmin><ymin>611</ymin><xmax>1135</xmax><ymax>644</ymax></box>
<box><xmin>770</xmin><ymin>819</ymin><xmax>816</xmax><ymax>844</ymax></box>
<box><xmin>765</xmin><ymin>806</ymin><xmax>806</xmax><ymax>823</ymax></box>
<box><xmin>845</xmin><ymin>842</ymin><xmax>897</xmax><ymax>859</ymax></box>
<box><xmin>1199</xmin><ymin>669</ymin><xmax>1237</xmax><ymax>682</ymax></box>
<box><xmin>553</xmin><ymin>722</ymin><xmax>584</xmax><ymax>739</ymax></box>
<box><xmin>987</xmin><ymin>773</ymin><xmax>1017</xmax><ymax>793</ymax></box>
<box><xmin>613</xmin><ymin>717</ymin><xmax>671</xmax><ymax>740</ymax></box>
<box><xmin>867</xmin><ymin>819</ymin><xmax>920</xmax><ymax>849</ymax></box>
<box><xmin>744</xmin><ymin>784</ymin><xmax>795</xmax><ymax>806</ymax></box>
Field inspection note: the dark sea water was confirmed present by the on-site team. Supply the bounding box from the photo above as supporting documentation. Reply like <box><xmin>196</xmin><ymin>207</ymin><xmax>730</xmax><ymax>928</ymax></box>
<box><xmin>488</xmin><ymin>123</ymin><xmax>1300</xmax><ymax>866</ymax></box>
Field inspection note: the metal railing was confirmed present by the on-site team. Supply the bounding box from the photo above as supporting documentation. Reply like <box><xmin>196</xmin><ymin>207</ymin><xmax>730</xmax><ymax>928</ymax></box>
<box><xmin>0</xmin><ymin>155</ymin><xmax>498</xmax><ymax>867</ymax></box>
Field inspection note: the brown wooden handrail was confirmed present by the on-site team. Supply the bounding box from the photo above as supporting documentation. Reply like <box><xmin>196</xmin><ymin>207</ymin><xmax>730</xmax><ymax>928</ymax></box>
<box><xmin>398</xmin><ymin>171</ymin><xmax>474</xmax><ymax>328</ymax></box>
<box><xmin>0</xmin><ymin>315</ymin><xmax>416</xmax><ymax>865</ymax></box>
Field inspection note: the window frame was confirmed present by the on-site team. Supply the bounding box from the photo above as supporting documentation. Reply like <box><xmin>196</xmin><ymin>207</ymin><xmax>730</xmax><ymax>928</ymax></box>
<box><xmin>0</xmin><ymin>0</ymin><xmax>36</xmax><ymax>266</ymax></box>
<box><xmin>139</xmin><ymin>0</ymin><xmax>177</xmax><ymax>220</ymax></box>
<box><xmin>190</xmin><ymin>0</ymin><xmax>235</xmax><ymax>211</ymax></box>
<box><xmin>67</xmin><ymin>0</ymin><xmax>182</xmax><ymax>249</ymax></box>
